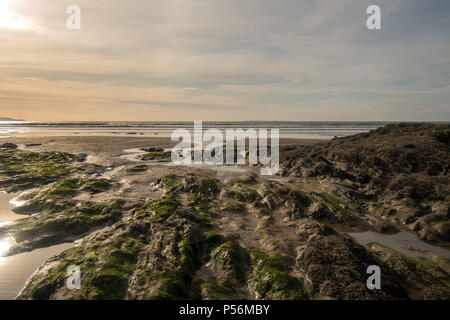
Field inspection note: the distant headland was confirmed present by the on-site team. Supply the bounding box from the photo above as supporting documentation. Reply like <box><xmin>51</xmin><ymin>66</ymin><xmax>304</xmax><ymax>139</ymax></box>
<box><xmin>0</xmin><ymin>117</ymin><xmax>24</xmax><ymax>121</ymax></box>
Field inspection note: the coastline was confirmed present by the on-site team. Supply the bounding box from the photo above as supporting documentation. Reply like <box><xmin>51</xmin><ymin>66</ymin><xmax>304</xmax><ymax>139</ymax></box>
<box><xmin>0</xmin><ymin>123</ymin><xmax>449</xmax><ymax>300</ymax></box>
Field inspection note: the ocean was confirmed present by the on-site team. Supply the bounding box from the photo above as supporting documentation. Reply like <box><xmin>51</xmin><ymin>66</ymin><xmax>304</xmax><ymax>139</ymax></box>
<box><xmin>0</xmin><ymin>121</ymin><xmax>401</xmax><ymax>139</ymax></box>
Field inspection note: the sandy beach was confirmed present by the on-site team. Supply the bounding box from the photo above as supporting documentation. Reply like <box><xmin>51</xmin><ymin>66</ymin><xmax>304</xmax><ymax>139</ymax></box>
<box><xmin>0</xmin><ymin>123</ymin><xmax>449</xmax><ymax>300</ymax></box>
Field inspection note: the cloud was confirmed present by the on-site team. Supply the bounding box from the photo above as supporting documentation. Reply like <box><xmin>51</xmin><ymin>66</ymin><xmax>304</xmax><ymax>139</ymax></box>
<box><xmin>0</xmin><ymin>0</ymin><xmax>449</xmax><ymax>121</ymax></box>
<box><xmin>0</xmin><ymin>2</ymin><xmax>43</xmax><ymax>32</ymax></box>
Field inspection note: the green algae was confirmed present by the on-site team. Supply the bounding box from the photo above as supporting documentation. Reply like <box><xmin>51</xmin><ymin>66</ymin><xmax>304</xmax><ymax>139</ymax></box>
<box><xmin>200</xmin><ymin>281</ymin><xmax>235</xmax><ymax>300</ymax></box>
<box><xmin>199</xmin><ymin>177</ymin><xmax>219</xmax><ymax>195</ymax></box>
<box><xmin>139</xmin><ymin>151</ymin><xmax>172</xmax><ymax>161</ymax></box>
<box><xmin>309</xmin><ymin>192</ymin><xmax>356</xmax><ymax>224</ymax></box>
<box><xmin>0</xmin><ymin>150</ymin><xmax>78</xmax><ymax>192</ymax></box>
<box><xmin>211</xmin><ymin>241</ymin><xmax>248</xmax><ymax>284</ymax></box>
<box><xmin>249</xmin><ymin>249</ymin><xmax>308</xmax><ymax>300</ymax></box>
<box><xmin>136</xmin><ymin>193</ymin><xmax>179</xmax><ymax>222</ymax></box>
<box><xmin>19</xmin><ymin>235</ymin><xmax>143</xmax><ymax>300</ymax></box>
<box><xmin>224</xmin><ymin>183</ymin><xmax>262</xmax><ymax>203</ymax></box>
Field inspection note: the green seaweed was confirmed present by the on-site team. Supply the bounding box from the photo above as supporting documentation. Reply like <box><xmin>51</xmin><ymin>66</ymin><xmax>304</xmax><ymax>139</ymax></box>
<box><xmin>309</xmin><ymin>192</ymin><xmax>356</xmax><ymax>224</ymax></box>
<box><xmin>199</xmin><ymin>177</ymin><xmax>219</xmax><ymax>195</ymax></box>
<box><xmin>211</xmin><ymin>241</ymin><xmax>248</xmax><ymax>284</ymax></box>
<box><xmin>249</xmin><ymin>249</ymin><xmax>308</xmax><ymax>300</ymax></box>
<box><xmin>136</xmin><ymin>193</ymin><xmax>179</xmax><ymax>222</ymax></box>
<box><xmin>225</xmin><ymin>183</ymin><xmax>262</xmax><ymax>203</ymax></box>
<box><xmin>139</xmin><ymin>151</ymin><xmax>171</xmax><ymax>161</ymax></box>
<box><xmin>201</xmin><ymin>281</ymin><xmax>235</xmax><ymax>300</ymax></box>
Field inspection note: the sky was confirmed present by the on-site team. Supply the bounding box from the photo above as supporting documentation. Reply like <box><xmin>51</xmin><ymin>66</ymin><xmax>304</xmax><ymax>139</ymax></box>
<box><xmin>0</xmin><ymin>0</ymin><xmax>449</xmax><ymax>121</ymax></box>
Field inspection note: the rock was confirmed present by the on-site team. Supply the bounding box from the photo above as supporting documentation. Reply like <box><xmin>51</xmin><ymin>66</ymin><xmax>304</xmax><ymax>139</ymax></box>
<box><xmin>248</xmin><ymin>249</ymin><xmax>308</xmax><ymax>300</ymax></box>
<box><xmin>126</xmin><ymin>165</ymin><xmax>149</xmax><ymax>173</ymax></box>
<box><xmin>0</xmin><ymin>149</ymin><xmax>79</xmax><ymax>192</ymax></box>
<box><xmin>368</xmin><ymin>243</ymin><xmax>450</xmax><ymax>300</ymax></box>
<box><xmin>432</xmin><ymin>201</ymin><xmax>449</xmax><ymax>216</ymax></box>
<box><xmin>306</xmin><ymin>202</ymin><xmax>331</xmax><ymax>220</ymax></box>
<box><xmin>281</xmin><ymin>123</ymin><xmax>450</xmax><ymax>248</ymax></box>
<box><xmin>210</xmin><ymin>241</ymin><xmax>249</xmax><ymax>285</ymax></box>
<box><xmin>140</xmin><ymin>146</ymin><xmax>164</xmax><ymax>152</ymax></box>
<box><xmin>296</xmin><ymin>226</ymin><xmax>406</xmax><ymax>299</ymax></box>
<box><xmin>0</xmin><ymin>143</ymin><xmax>17</xmax><ymax>149</ymax></box>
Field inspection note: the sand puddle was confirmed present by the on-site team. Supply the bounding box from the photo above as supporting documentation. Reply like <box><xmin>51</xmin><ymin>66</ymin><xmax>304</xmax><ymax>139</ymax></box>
<box><xmin>0</xmin><ymin>192</ymin><xmax>74</xmax><ymax>299</ymax></box>
<box><xmin>0</xmin><ymin>192</ymin><xmax>28</xmax><ymax>225</ymax></box>
<box><xmin>349</xmin><ymin>231</ymin><xmax>450</xmax><ymax>259</ymax></box>
<box><xmin>0</xmin><ymin>242</ymin><xmax>73</xmax><ymax>299</ymax></box>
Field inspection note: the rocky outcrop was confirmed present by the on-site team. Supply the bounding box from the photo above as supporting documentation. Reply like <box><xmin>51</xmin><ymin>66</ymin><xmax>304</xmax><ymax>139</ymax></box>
<box><xmin>0</xmin><ymin>149</ymin><xmax>85</xmax><ymax>192</ymax></box>
<box><xmin>295</xmin><ymin>221</ymin><xmax>406</xmax><ymax>299</ymax></box>
<box><xmin>0</xmin><ymin>143</ymin><xmax>18</xmax><ymax>149</ymax></box>
<box><xmin>281</xmin><ymin>123</ymin><xmax>450</xmax><ymax>243</ymax></box>
<box><xmin>0</xmin><ymin>177</ymin><xmax>122</xmax><ymax>256</ymax></box>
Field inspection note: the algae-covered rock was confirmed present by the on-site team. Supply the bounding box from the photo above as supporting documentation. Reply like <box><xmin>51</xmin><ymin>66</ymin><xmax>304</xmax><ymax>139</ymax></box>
<box><xmin>2</xmin><ymin>199</ymin><xmax>124</xmax><ymax>256</ymax></box>
<box><xmin>18</xmin><ymin>227</ymin><xmax>143</xmax><ymax>300</ymax></box>
<box><xmin>296</xmin><ymin>226</ymin><xmax>406</xmax><ymax>300</ymax></box>
<box><xmin>368</xmin><ymin>243</ymin><xmax>450</xmax><ymax>300</ymax></box>
<box><xmin>12</xmin><ymin>178</ymin><xmax>113</xmax><ymax>215</ymax></box>
<box><xmin>17</xmin><ymin>195</ymin><xmax>207</xmax><ymax>300</ymax></box>
<box><xmin>248</xmin><ymin>249</ymin><xmax>308</xmax><ymax>300</ymax></box>
<box><xmin>138</xmin><ymin>151</ymin><xmax>171</xmax><ymax>161</ymax></box>
<box><xmin>222</xmin><ymin>183</ymin><xmax>262</xmax><ymax>203</ymax></box>
<box><xmin>157</xmin><ymin>173</ymin><xmax>219</xmax><ymax>196</ymax></box>
<box><xmin>210</xmin><ymin>241</ymin><xmax>249</xmax><ymax>285</ymax></box>
<box><xmin>0</xmin><ymin>149</ymin><xmax>81</xmax><ymax>192</ymax></box>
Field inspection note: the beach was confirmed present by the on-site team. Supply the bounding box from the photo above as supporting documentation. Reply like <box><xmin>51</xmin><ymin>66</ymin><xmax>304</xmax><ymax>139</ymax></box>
<box><xmin>0</xmin><ymin>122</ymin><xmax>449</xmax><ymax>300</ymax></box>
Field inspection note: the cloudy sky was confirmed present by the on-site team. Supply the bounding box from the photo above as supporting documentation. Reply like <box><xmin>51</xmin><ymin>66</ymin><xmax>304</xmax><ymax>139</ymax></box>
<box><xmin>0</xmin><ymin>0</ymin><xmax>449</xmax><ymax>121</ymax></box>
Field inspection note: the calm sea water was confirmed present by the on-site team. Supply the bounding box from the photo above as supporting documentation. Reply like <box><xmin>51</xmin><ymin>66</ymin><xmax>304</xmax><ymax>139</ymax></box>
<box><xmin>0</xmin><ymin>121</ymin><xmax>399</xmax><ymax>139</ymax></box>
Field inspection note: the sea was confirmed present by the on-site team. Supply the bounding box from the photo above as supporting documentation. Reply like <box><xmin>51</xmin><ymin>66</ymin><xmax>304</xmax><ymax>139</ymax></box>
<box><xmin>0</xmin><ymin>121</ymin><xmax>408</xmax><ymax>140</ymax></box>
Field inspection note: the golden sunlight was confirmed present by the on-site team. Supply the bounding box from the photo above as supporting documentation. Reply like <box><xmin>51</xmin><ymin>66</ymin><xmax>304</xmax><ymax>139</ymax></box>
<box><xmin>0</xmin><ymin>0</ymin><xmax>39</xmax><ymax>31</ymax></box>
<box><xmin>0</xmin><ymin>236</ymin><xmax>15</xmax><ymax>256</ymax></box>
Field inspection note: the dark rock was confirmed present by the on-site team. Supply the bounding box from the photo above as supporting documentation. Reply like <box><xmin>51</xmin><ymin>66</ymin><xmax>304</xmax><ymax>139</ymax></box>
<box><xmin>0</xmin><ymin>143</ymin><xmax>17</xmax><ymax>149</ymax></box>
<box><xmin>126</xmin><ymin>165</ymin><xmax>149</xmax><ymax>173</ymax></box>
<box><xmin>296</xmin><ymin>225</ymin><xmax>407</xmax><ymax>299</ymax></box>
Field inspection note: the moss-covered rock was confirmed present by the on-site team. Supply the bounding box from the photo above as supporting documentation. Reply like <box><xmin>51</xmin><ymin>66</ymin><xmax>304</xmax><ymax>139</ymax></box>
<box><xmin>134</xmin><ymin>193</ymin><xmax>179</xmax><ymax>222</ymax></box>
<box><xmin>13</xmin><ymin>178</ymin><xmax>114</xmax><ymax>215</ymax></box>
<box><xmin>139</xmin><ymin>151</ymin><xmax>171</xmax><ymax>161</ymax></box>
<box><xmin>368</xmin><ymin>243</ymin><xmax>450</xmax><ymax>299</ymax></box>
<box><xmin>18</xmin><ymin>231</ymin><xmax>143</xmax><ymax>300</ymax></box>
<box><xmin>308</xmin><ymin>192</ymin><xmax>356</xmax><ymax>225</ymax></box>
<box><xmin>0</xmin><ymin>150</ymin><xmax>81</xmax><ymax>192</ymax></box>
<box><xmin>249</xmin><ymin>249</ymin><xmax>308</xmax><ymax>300</ymax></box>
<box><xmin>211</xmin><ymin>241</ymin><xmax>249</xmax><ymax>285</ymax></box>
<box><xmin>223</xmin><ymin>183</ymin><xmax>262</xmax><ymax>203</ymax></box>
<box><xmin>157</xmin><ymin>173</ymin><xmax>220</xmax><ymax>197</ymax></box>
<box><xmin>3</xmin><ymin>199</ymin><xmax>124</xmax><ymax>255</ymax></box>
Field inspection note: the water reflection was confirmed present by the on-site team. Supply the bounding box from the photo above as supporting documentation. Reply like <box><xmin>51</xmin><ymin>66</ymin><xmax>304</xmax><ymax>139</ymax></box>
<box><xmin>0</xmin><ymin>236</ymin><xmax>15</xmax><ymax>257</ymax></box>
<box><xmin>0</xmin><ymin>242</ymin><xmax>74</xmax><ymax>299</ymax></box>
<box><xmin>349</xmin><ymin>231</ymin><xmax>450</xmax><ymax>259</ymax></box>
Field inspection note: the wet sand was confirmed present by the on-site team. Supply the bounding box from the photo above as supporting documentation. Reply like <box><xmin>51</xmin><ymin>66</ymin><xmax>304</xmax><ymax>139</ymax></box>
<box><xmin>0</xmin><ymin>192</ymin><xmax>28</xmax><ymax>225</ymax></box>
<box><xmin>0</xmin><ymin>243</ymin><xmax>73</xmax><ymax>299</ymax></box>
